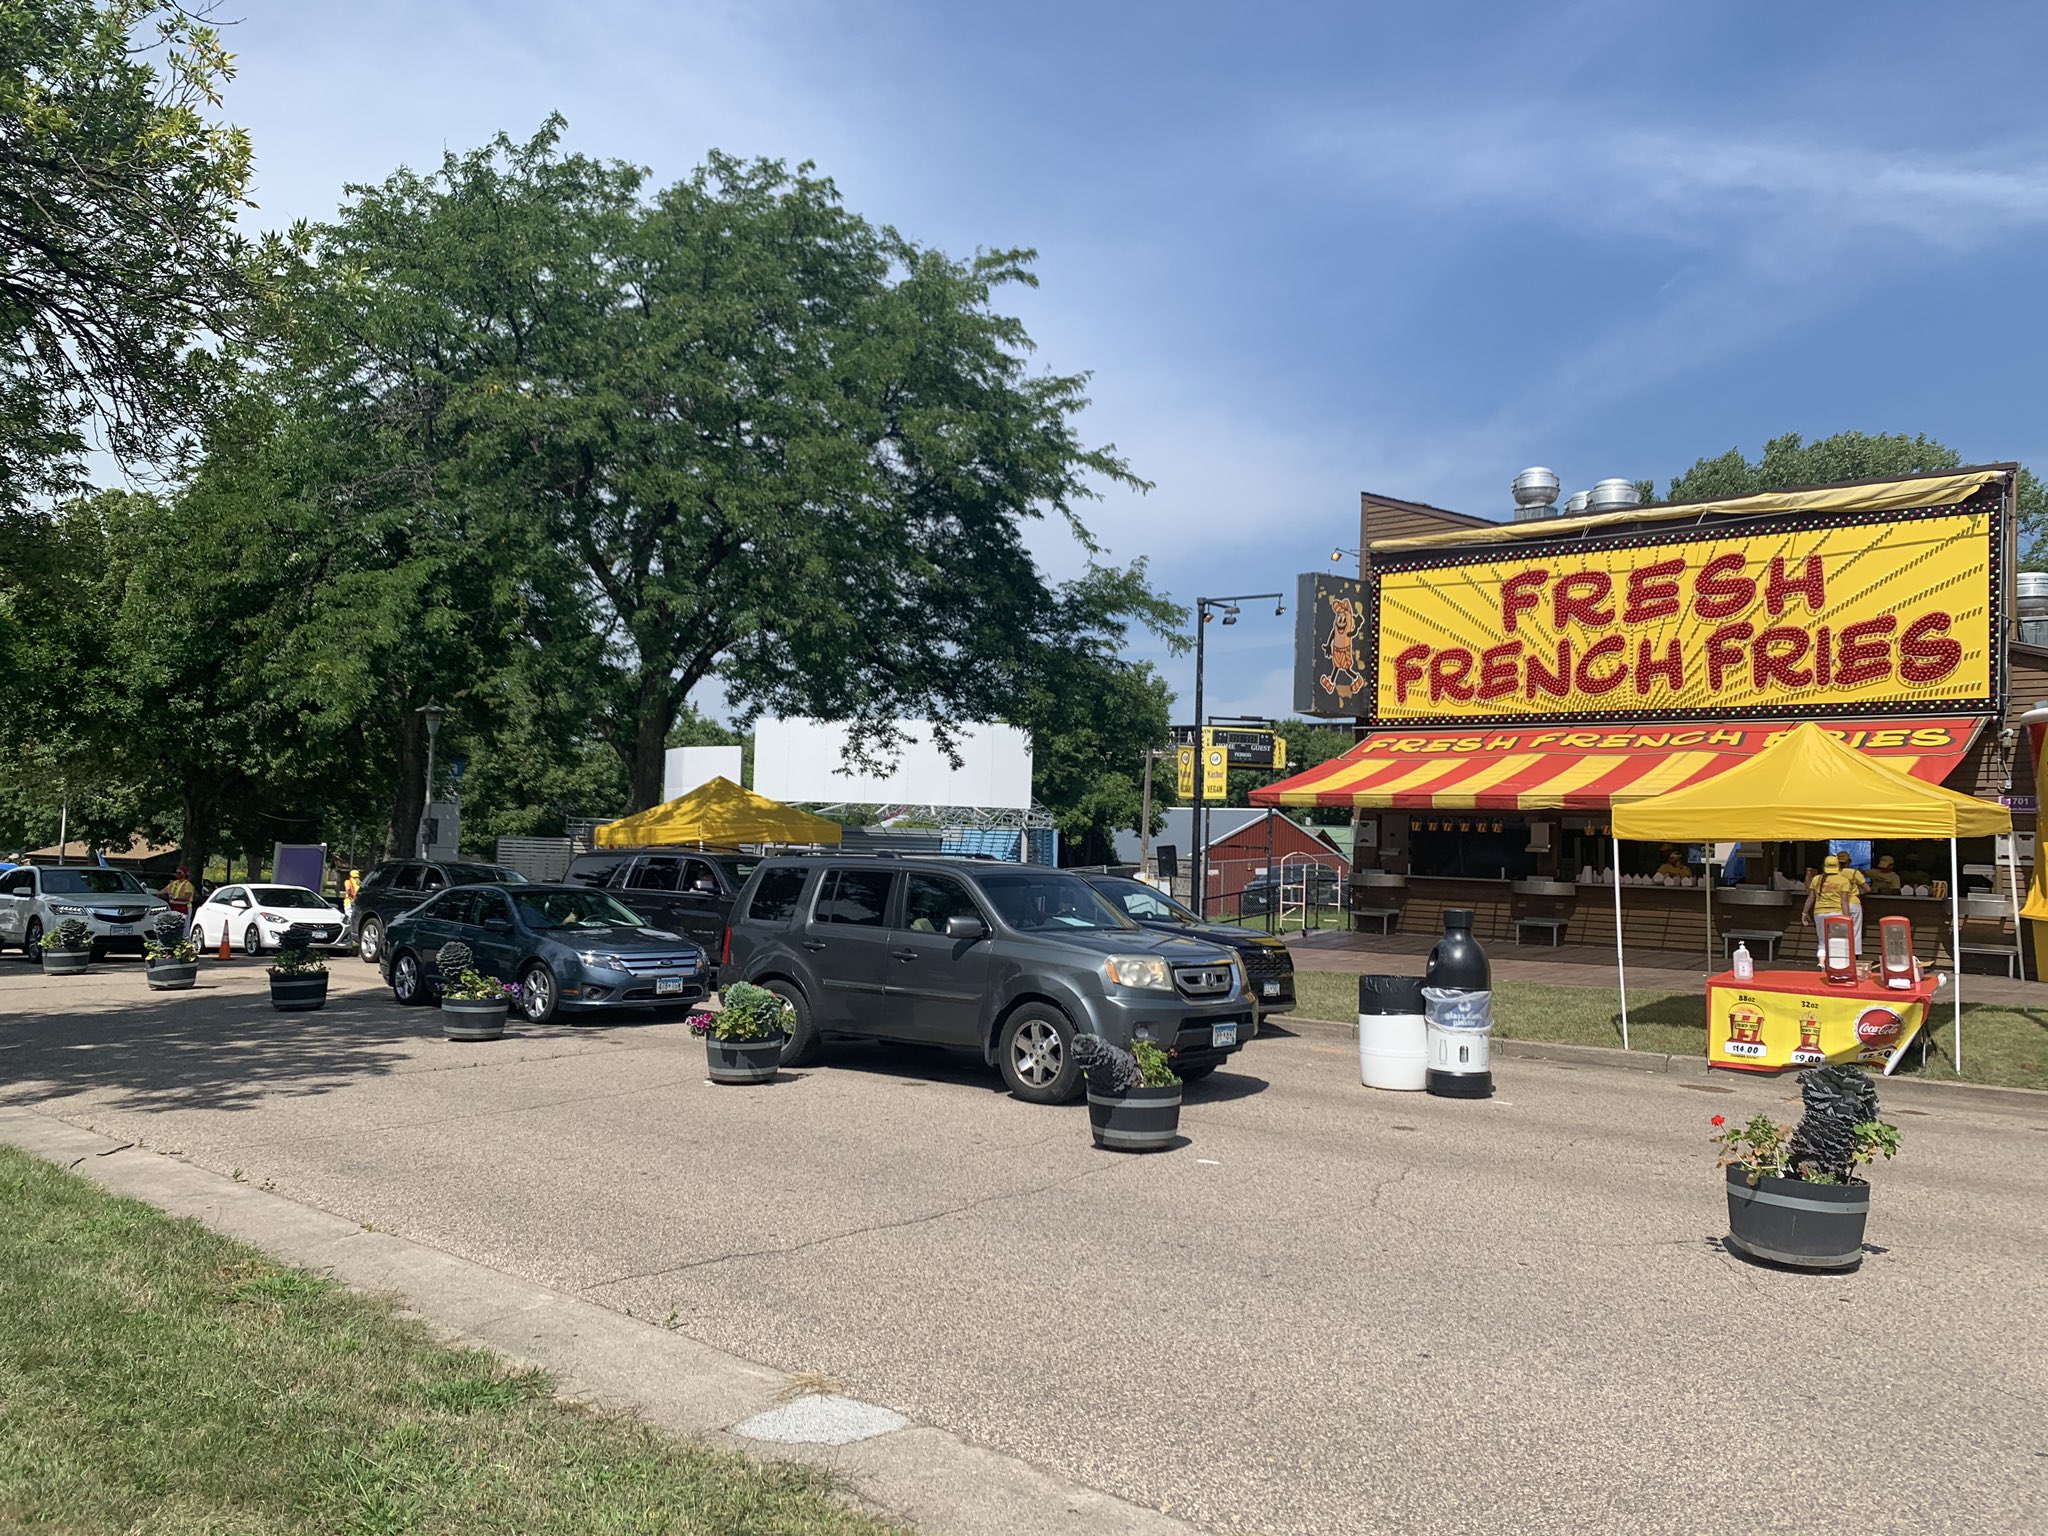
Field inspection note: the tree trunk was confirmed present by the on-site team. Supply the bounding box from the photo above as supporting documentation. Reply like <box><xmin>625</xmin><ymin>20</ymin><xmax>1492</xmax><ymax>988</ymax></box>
<box><xmin>386</xmin><ymin>712</ymin><xmax>426</xmax><ymax>858</ymax></box>
<box><xmin>627</xmin><ymin>671</ymin><xmax>674</xmax><ymax>812</ymax></box>
<box><xmin>178</xmin><ymin>782</ymin><xmax>213</xmax><ymax>888</ymax></box>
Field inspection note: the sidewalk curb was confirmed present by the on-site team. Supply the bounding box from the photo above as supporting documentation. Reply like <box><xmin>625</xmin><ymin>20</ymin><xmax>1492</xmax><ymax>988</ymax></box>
<box><xmin>1279</xmin><ymin>1016</ymin><xmax>2048</xmax><ymax>1115</ymax></box>
<box><xmin>0</xmin><ymin>1107</ymin><xmax>1206</xmax><ymax>1536</ymax></box>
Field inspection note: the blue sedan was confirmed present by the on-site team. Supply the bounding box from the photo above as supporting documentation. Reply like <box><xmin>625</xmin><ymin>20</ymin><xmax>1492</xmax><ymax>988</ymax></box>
<box><xmin>381</xmin><ymin>882</ymin><xmax>708</xmax><ymax>1024</ymax></box>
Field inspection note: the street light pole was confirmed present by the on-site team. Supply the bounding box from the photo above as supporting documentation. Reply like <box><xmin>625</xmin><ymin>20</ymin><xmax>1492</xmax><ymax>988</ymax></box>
<box><xmin>416</xmin><ymin>704</ymin><xmax>445</xmax><ymax>859</ymax></box>
<box><xmin>1189</xmin><ymin>592</ymin><xmax>1285</xmax><ymax>920</ymax></box>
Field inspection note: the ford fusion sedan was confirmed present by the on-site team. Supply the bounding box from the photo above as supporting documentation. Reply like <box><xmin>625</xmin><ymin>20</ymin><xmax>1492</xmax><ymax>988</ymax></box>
<box><xmin>379</xmin><ymin>882</ymin><xmax>707</xmax><ymax>1024</ymax></box>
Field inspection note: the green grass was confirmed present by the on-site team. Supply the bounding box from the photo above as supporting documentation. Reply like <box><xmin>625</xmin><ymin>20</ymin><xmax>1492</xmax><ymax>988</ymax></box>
<box><xmin>1290</xmin><ymin>970</ymin><xmax>2048</xmax><ymax>1093</ymax></box>
<box><xmin>0</xmin><ymin>1146</ymin><xmax>907</xmax><ymax>1536</ymax></box>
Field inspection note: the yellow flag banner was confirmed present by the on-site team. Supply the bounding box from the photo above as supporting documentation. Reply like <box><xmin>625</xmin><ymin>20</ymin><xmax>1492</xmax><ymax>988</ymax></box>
<box><xmin>1371</xmin><ymin>502</ymin><xmax>1999</xmax><ymax>726</ymax></box>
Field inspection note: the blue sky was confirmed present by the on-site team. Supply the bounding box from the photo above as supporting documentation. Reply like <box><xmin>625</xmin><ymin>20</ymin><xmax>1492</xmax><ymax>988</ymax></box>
<box><xmin>216</xmin><ymin>0</ymin><xmax>2048</xmax><ymax>725</ymax></box>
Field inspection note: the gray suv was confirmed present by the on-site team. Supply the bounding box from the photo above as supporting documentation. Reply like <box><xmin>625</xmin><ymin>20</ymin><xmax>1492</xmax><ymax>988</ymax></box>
<box><xmin>726</xmin><ymin>856</ymin><xmax>1252</xmax><ymax>1103</ymax></box>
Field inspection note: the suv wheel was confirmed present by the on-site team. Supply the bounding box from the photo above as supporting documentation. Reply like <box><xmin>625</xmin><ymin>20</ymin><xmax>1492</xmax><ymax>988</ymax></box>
<box><xmin>998</xmin><ymin>1004</ymin><xmax>1082</xmax><ymax>1105</ymax></box>
<box><xmin>391</xmin><ymin>950</ymin><xmax>428</xmax><ymax>1006</ymax></box>
<box><xmin>24</xmin><ymin>917</ymin><xmax>43</xmax><ymax>961</ymax></box>
<box><xmin>357</xmin><ymin>915</ymin><xmax>383</xmax><ymax>964</ymax></box>
<box><xmin>764</xmin><ymin>979</ymin><xmax>821</xmax><ymax>1066</ymax></box>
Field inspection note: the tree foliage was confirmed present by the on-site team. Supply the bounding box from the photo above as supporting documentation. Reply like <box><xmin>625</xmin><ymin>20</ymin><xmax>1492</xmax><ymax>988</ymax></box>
<box><xmin>0</xmin><ymin>0</ymin><xmax>252</xmax><ymax>516</ymax></box>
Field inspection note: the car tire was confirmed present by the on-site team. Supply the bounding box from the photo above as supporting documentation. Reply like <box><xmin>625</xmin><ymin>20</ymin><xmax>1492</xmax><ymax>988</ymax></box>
<box><xmin>242</xmin><ymin>923</ymin><xmax>263</xmax><ymax>957</ymax></box>
<box><xmin>519</xmin><ymin>963</ymin><xmax>559</xmax><ymax>1025</ymax></box>
<box><xmin>764</xmin><ymin>979</ymin><xmax>821</xmax><ymax>1066</ymax></box>
<box><xmin>24</xmin><ymin>918</ymin><xmax>43</xmax><ymax>962</ymax></box>
<box><xmin>391</xmin><ymin>949</ymin><xmax>428</xmax><ymax>1006</ymax></box>
<box><xmin>357</xmin><ymin>915</ymin><xmax>383</xmax><ymax>964</ymax></box>
<box><xmin>998</xmin><ymin>1004</ymin><xmax>1082</xmax><ymax>1105</ymax></box>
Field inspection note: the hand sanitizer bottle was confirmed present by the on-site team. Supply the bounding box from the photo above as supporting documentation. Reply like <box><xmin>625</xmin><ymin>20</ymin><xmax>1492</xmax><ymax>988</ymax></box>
<box><xmin>1732</xmin><ymin>941</ymin><xmax>1754</xmax><ymax>981</ymax></box>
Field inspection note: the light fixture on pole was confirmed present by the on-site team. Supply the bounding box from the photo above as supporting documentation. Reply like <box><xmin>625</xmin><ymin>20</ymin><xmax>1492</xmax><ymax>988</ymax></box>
<box><xmin>416</xmin><ymin>703</ymin><xmax>446</xmax><ymax>859</ymax></box>
<box><xmin>1190</xmin><ymin>592</ymin><xmax>1285</xmax><ymax>920</ymax></box>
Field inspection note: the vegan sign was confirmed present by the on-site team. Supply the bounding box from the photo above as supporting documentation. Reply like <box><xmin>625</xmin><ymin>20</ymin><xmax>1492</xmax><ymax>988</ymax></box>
<box><xmin>1370</xmin><ymin>507</ymin><xmax>1997</xmax><ymax>725</ymax></box>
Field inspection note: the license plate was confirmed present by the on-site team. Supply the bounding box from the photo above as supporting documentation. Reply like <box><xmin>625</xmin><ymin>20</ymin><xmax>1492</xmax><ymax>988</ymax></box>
<box><xmin>1211</xmin><ymin>1021</ymin><xmax>1238</xmax><ymax>1049</ymax></box>
<box><xmin>655</xmin><ymin>976</ymin><xmax>686</xmax><ymax>996</ymax></box>
<box><xmin>1260</xmin><ymin>981</ymin><xmax>1281</xmax><ymax>998</ymax></box>
<box><xmin>109</xmin><ymin>924</ymin><xmax>133</xmax><ymax>934</ymax></box>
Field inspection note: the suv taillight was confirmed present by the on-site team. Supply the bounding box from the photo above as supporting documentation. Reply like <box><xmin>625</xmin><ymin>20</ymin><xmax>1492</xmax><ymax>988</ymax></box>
<box><xmin>720</xmin><ymin>926</ymin><xmax>732</xmax><ymax>968</ymax></box>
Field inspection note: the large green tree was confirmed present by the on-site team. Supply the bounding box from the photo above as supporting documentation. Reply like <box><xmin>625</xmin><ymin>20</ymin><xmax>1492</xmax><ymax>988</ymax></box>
<box><xmin>272</xmin><ymin>122</ymin><xmax>1175</xmax><ymax>817</ymax></box>
<box><xmin>1658</xmin><ymin>431</ymin><xmax>2047</xmax><ymax>562</ymax></box>
<box><xmin>0</xmin><ymin>0</ymin><xmax>252</xmax><ymax>517</ymax></box>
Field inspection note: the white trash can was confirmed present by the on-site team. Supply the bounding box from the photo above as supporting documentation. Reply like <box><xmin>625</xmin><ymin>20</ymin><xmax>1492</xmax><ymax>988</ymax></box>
<box><xmin>1357</xmin><ymin>974</ymin><xmax>1427</xmax><ymax>1091</ymax></box>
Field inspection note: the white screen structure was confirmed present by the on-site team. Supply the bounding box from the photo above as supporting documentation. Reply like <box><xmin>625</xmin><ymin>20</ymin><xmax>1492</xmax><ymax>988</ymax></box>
<box><xmin>751</xmin><ymin>719</ymin><xmax>1033</xmax><ymax>809</ymax></box>
<box><xmin>663</xmin><ymin>745</ymin><xmax>745</xmax><ymax>802</ymax></box>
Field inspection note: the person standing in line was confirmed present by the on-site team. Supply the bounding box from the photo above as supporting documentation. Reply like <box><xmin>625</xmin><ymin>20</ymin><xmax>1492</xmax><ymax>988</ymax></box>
<box><xmin>1803</xmin><ymin>853</ymin><xmax>1869</xmax><ymax>962</ymax></box>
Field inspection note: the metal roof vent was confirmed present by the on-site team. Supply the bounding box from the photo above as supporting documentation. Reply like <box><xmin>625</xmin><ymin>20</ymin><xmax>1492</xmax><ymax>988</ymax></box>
<box><xmin>2017</xmin><ymin>571</ymin><xmax>2048</xmax><ymax>617</ymax></box>
<box><xmin>1563</xmin><ymin>489</ymin><xmax>1591</xmax><ymax>516</ymax></box>
<box><xmin>1510</xmin><ymin>467</ymin><xmax>1562</xmax><ymax>522</ymax></box>
<box><xmin>1585</xmin><ymin>478</ymin><xmax>1642</xmax><ymax>513</ymax></box>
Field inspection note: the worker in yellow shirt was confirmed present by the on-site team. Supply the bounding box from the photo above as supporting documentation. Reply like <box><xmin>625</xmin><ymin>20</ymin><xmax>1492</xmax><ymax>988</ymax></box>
<box><xmin>1803</xmin><ymin>853</ymin><xmax>1869</xmax><ymax>962</ymax></box>
<box><xmin>159</xmin><ymin>865</ymin><xmax>196</xmax><ymax>921</ymax></box>
<box><xmin>1655</xmin><ymin>846</ymin><xmax>1693</xmax><ymax>881</ymax></box>
<box><xmin>1865</xmin><ymin>855</ymin><xmax>1902</xmax><ymax>895</ymax></box>
<box><xmin>343</xmin><ymin>868</ymin><xmax>363</xmax><ymax>913</ymax></box>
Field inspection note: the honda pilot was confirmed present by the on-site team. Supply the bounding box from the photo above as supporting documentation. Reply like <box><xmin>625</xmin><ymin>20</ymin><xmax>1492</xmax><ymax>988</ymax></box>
<box><xmin>725</xmin><ymin>856</ymin><xmax>1252</xmax><ymax>1103</ymax></box>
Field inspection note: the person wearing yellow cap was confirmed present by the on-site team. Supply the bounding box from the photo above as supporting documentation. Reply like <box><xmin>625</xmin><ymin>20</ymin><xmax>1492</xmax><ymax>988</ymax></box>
<box><xmin>1803</xmin><ymin>853</ymin><xmax>1868</xmax><ymax>962</ymax></box>
<box><xmin>1866</xmin><ymin>854</ymin><xmax>1902</xmax><ymax>895</ymax></box>
<box><xmin>343</xmin><ymin>867</ymin><xmax>363</xmax><ymax>914</ymax></box>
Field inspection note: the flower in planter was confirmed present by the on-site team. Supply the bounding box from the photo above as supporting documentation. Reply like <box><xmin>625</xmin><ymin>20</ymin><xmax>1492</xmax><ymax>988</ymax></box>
<box><xmin>1710</xmin><ymin>1064</ymin><xmax>1900</xmax><ymax>1186</ymax></box>
<box><xmin>434</xmin><ymin>941</ymin><xmax>512</xmax><ymax>1003</ymax></box>
<box><xmin>268</xmin><ymin>923</ymin><xmax>328</xmax><ymax>977</ymax></box>
<box><xmin>144</xmin><ymin>911</ymin><xmax>198</xmax><ymax>964</ymax></box>
<box><xmin>1072</xmin><ymin>1034</ymin><xmax>1180</xmax><ymax>1093</ymax></box>
<box><xmin>689</xmin><ymin>981</ymin><xmax>792</xmax><ymax>1042</ymax></box>
<box><xmin>42</xmin><ymin>918</ymin><xmax>92</xmax><ymax>954</ymax></box>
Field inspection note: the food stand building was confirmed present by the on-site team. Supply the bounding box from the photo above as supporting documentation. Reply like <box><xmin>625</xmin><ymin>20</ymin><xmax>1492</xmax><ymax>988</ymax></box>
<box><xmin>1254</xmin><ymin>466</ymin><xmax>2039</xmax><ymax>972</ymax></box>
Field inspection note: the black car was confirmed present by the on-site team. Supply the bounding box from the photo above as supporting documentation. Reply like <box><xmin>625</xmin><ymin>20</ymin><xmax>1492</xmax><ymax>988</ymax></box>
<box><xmin>350</xmin><ymin>858</ymin><xmax>526</xmax><ymax>964</ymax></box>
<box><xmin>380</xmin><ymin>882</ymin><xmax>708</xmax><ymax>1025</ymax></box>
<box><xmin>1081</xmin><ymin>874</ymin><xmax>1295</xmax><ymax>1021</ymax></box>
<box><xmin>1237</xmin><ymin>865</ymin><xmax>1345</xmax><ymax>918</ymax></box>
<box><xmin>561</xmin><ymin>846</ymin><xmax>759</xmax><ymax>986</ymax></box>
<box><xmin>726</xmin><ymin>856</ymin><xmax>1251</xmax><ymax>1104</ymax></box>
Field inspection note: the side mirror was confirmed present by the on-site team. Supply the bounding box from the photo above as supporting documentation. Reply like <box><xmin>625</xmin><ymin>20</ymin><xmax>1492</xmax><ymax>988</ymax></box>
<box><xmin>944</xmin><ymin>916</ymin><xmax>987</xmax><ymax>941</ymax></box>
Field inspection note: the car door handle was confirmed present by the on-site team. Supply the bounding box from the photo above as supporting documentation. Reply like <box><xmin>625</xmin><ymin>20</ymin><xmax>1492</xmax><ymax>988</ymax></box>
<box><xmin>890</xmin><ymin>949</ymin><xmax>919</xmax><ymax>961</ymax></box>
<box><xmin>801</xmin><ymin>940</ymin><xmax>827</xmax><ymax>952</ymax></box>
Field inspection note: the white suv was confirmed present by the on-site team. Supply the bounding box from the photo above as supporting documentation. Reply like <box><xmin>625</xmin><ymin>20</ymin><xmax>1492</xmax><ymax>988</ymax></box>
<box><xmin>0</xmin><ymin>865</ymin><xmax>170</xmax><ymax>959</ymax></box>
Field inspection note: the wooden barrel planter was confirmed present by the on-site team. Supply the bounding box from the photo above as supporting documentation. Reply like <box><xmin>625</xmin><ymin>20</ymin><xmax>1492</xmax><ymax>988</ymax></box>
<box><xmin>41</xmin><ymin>949</ymin><xmax>90</xmax><ymax>976</ymax></box>
<box><xmin>441</xmin><ymin>999</ymin><xmax>509</xmax><ymax>1041</ymax></box>
<box><xmin>268</xmin><ymin>972</ymin><xmax>330</xmax><ymax>1012</ymax></box>
<box><xmin>1087</xmin><ymin>1084</ymin><xmax>1182</xmax><ymax>1151</ymax></box>
<box><xmin>705</xmin><ymin>1035</ymin><xmax>783</xmax><ymax>1085</ymax></box>
<box><xmin>1724</xmin><ymin>1165</ymin><xmax>1870</xmax><ymax>1270</ymax></box>
<box><xmin>144</xmin><ymin>958</ymin><xmax>198</xmax><ymax>991</ymax></box>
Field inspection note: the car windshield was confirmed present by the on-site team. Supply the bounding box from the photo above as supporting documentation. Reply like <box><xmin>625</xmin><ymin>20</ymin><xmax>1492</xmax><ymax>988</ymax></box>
<box><xmin>249</xmin><ymin>886</ymin><xmax>332</xmax><ymax>909</ymax></box>
<box><xmin>448</xmin><ymin>864</ymin><xmax>527</xmax><ymax>884</ymax></box>
<box><xmin>512</xmin><ymin>888</ymin><xmax>648</xmax><ymax>930</ymax></box>
<box><xmin>977</xmin><ymin>872</ymin><xmax>1135</xmax><ymax>932</ymax></box>
<box><xmin>42</xmin><ymin>869</ymin><xmax>146</xmax><ymax>895</ymax></box>
<box><xmin>1095</xmin><ymin>877</ymin><xmax>1197</xmax><ymax>924</ymax></box>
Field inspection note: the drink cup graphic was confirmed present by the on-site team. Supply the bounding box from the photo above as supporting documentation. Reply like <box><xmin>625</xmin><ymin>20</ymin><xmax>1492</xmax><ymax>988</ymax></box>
<box><xmin>1727</xmin><ymin>1003</ymin><xmax>1766</xmax><ymax>1048</ymax></box>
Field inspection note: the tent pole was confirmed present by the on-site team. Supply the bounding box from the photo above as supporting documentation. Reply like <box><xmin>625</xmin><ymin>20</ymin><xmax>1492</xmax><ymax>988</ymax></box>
<box><xmin>2005</xmin><ymin>831</ymin><xmax>2025</xmax><ymax>981</ymax></box>
<box><xmin>1704</xmin><ymin>856</ymin><xmax>1714</xmax><ymax>974</ymax></box>
<box><xmin>1614</xmin><ymin>832</ymin><xmax>1629</xmax><ymax>1051</ymax></box>
<box><xmin>1950</xmin><ymin>838</ymin><xmax>1964</xmax><ymax>1075</ymax></box>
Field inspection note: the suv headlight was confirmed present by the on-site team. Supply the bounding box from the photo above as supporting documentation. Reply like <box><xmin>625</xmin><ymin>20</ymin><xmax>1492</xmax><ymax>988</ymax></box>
<box><xmin>575</xmin><ymin>950</ymin><xmax>625</xmax><ymax>970</ymax></box>
<box><xmin>49</xmin><ymin>903</ymin><xmax>86</xmax><ymax>916</ymax></box>
<box><xmin>1103</xmin><ymin>955</ymin><xmax>1174</xmax><ymax>991</ymax></box>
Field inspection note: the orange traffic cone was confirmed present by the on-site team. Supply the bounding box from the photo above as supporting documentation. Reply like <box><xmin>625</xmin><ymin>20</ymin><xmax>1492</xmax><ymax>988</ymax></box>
<box><xmin>218</xmin><ymin>928</ymin><xmax>232</xmax><ymax>962</ymax></box>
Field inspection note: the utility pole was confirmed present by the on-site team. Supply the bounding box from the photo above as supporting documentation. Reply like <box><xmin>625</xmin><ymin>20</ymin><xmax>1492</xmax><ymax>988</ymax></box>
<box><xmin>1190</xmin><ymin>594</ymin><xmax>1285</xmax><ymax>919</ymax></box>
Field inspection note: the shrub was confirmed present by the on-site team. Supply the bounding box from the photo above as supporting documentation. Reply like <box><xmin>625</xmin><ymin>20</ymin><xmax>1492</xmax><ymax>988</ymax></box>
<box><xmin>687</xmin><ymin>982</ymin><xmax>791</xmax><ymax>1042</ymax></box>
<box><xmin>269</xmin><ymin>922</ymin><xmax>327</xmax><ymax>977</ymax></box>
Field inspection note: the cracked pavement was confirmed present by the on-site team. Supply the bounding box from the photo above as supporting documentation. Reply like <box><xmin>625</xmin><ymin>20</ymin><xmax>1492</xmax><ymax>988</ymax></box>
<box><xmin>4</xmin><ymin>957</ymin><xmax>2046</xmax><ymax>1534</ymax></box>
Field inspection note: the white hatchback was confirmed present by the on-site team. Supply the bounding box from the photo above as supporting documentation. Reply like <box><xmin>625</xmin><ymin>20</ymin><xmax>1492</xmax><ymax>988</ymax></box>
<box><xmin>190</xmin><ymin>884</ymin><xmax>348</xmax><ymax>955</ymax></box>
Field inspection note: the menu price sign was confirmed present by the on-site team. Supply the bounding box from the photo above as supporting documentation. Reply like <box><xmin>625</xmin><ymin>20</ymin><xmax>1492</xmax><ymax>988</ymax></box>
<box><xmin>1706</xmin><ymin>971</ymin><xmax>1935</xmax><ymax>1075</ymax></box>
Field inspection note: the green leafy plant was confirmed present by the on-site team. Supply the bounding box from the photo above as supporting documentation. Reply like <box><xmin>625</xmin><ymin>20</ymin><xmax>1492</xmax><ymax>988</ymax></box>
<box><xmin>41</xmin><ymin>919</ymin><xmax>91</xmax><ymax>954</ymax></box>
<box><xmin>1710</xmin><ymin>1065</ymin><xmax>1900</xmax><ymax>1186</ymax></box>
<box><xmin>687</xmin><ymin>982</ymin><xmax>791</xmax><ymax>1042</ymax></box>
<box><xmin>1132</xmin><ymin>1038</ymin><xmax>1181</xmax><ymax>1088</ymax></box>
<box><xmin>1073</xmin><ymin>1034</ymin><xmax>1180</xmax><ymax>1093</ymax></box>
<box><xmin>434</xmin><ymin>941</ymin><xmax>515</xmax><ymax>1004</ymax></box>
<box><xmin>268</xmin><ymin>922</ymin><xmax>326</xmax><ymax>977</ymax></box>
<box><xmin>144</xmin><ymin>911</ymin><xmax>197</xmax><ymax>963</ymax></box>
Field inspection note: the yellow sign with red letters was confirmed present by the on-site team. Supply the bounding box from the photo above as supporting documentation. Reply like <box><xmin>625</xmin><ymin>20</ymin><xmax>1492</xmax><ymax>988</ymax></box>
<box><xmin>1372</xmin><ymin>508</ymin><xmax>1996</xmax><ymax>724</ymax></box>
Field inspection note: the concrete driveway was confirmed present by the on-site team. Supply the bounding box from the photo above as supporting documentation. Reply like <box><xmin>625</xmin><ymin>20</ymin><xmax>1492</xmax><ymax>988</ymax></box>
<box><xmin>3</xmin><ymin>954</ymin><xmax>2044</xmax><ymax>1535</ymax></box>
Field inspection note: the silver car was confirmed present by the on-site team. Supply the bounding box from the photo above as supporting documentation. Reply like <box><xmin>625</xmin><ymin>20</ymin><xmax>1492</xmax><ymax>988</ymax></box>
<box><xmin>0</xmin><ymin>864</ymin><xmax>171</xmax><ymax>959</ymax></box>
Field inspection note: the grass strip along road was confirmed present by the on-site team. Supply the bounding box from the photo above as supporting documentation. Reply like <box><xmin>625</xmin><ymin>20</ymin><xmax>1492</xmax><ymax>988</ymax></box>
<box><xmin>1289</xmin><ymin>971</ymin><xmax>2048</xmax><ymax>1093</ymax></box>
<box><xmin>0</xmin><ymin>1146</ymin><xmax>906</xmax><ymax>1536</ymax></box>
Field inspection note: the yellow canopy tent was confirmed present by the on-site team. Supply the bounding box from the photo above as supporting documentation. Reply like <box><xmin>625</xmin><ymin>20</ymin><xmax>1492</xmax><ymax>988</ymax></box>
<box><xmin>593</xmin><ymin>777</ymin><xmax>842</xmax><ymax>848</ymax></box>
<box><xmin>1608</xmin><ymin>723</ymin><xmax>2012</xmax><ymax>1072</ymax></box>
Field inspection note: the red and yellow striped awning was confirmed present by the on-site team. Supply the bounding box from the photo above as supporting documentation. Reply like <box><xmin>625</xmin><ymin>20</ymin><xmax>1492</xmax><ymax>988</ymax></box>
<box><xmin>1250</xmin><ymin>718</ymin><xmax>1986</xmax><ymax>812</ymax></box>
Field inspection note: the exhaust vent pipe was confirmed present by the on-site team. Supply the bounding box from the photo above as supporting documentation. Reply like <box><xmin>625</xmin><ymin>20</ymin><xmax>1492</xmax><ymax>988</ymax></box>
<box><xmin>1510</xmin><ymin>467</ymin><xmax>1562</xmax><ymax>522</ymax></box>
<box><xmin>1585</xmin><ymin>478</ymin><xmax>1642</xmax><ymax>513</ymax></box>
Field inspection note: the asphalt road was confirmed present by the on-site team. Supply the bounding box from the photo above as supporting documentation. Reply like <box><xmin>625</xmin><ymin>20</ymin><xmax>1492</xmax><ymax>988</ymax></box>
<box><xmin>3</xmin><ymin>955</ymin><xmax>2044</xmax><ymax>1535</ymax></box>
